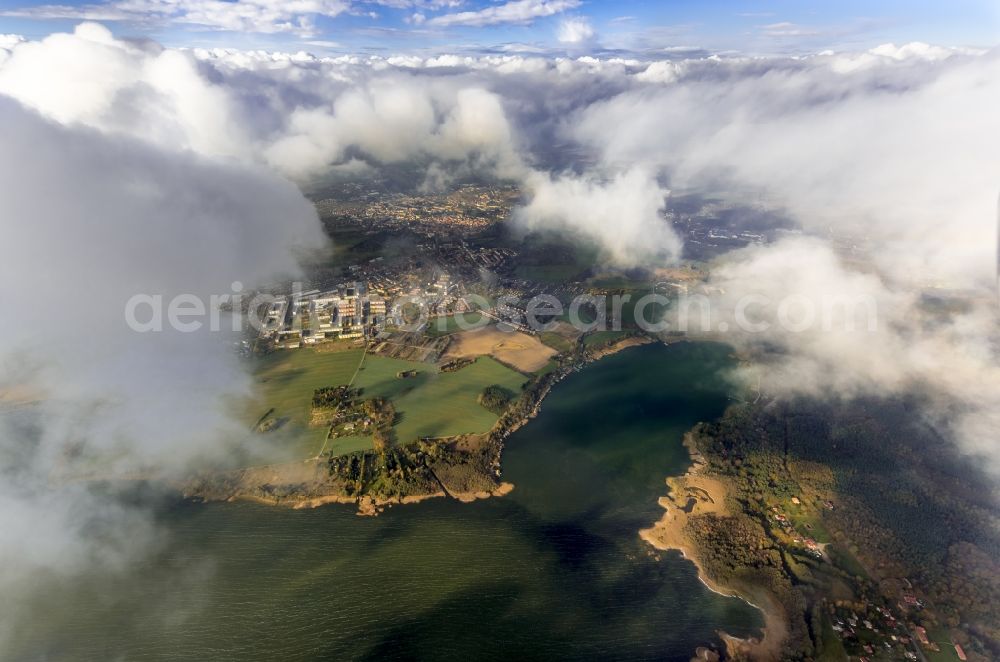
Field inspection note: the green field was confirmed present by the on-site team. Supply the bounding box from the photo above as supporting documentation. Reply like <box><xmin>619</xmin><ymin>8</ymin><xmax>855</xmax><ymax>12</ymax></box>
<box><xmin>424</xmin><ymin>312</ymin><xmax>485</xmax><ymax>338</ymax></box>
<box><xmin>326</xmin><ymin>226</ymin><xmax>389</xmax><ymax>267</ymax></box>
<box><xmin>583</xmin><ymin>330</ymin><xmax>631</xmax><ymax>348</ymax></box>
<box><xmin>512</xmin><ymin>235</ymin><xmax>599</xmax><ymax>284</ymax></box>
<box><xmin>250</xmin><ymin>347</ymin><xmax>366</xmax><ymax>457</ymax></box>
<box><xmin>586</xmin><ymin>275</ymin><xmax>652</xmax><ymax>290</ymax></box>
<box><xmin>514</xmin><ymin>264</ymin><xmax>587</xmax><ymax>283</ymax></box>
<box><xmin>324</xmin><ymin>435</ymin><xmax>377</xmax><ymax>457</ymax></box>
<box><xmin>786</xmin><ymin>507</ymin><xmax>832</xmax><ymax>544</ymax></box>
<box><xmin>924</xmin><ymin>628</ymin><xmax>964</xmax><ymax>662</ymax></box>
<box><xmin>534</xmin><ymin>358</ymin><xmax>561</xmax><ymax>377</ymax></box>
<box><xmin>354</xmin><ymin>355</ymin><xmax>527</xmax><ymax>443</ymax></box>
<box><xmin>539</xmin><ymin>331</ymin><xmax>575</xmax><ymax>353</ymax></box>
<box><xmin>618</xmin><ymin>289</ymin><xmax>671</xmax><ymax>330</ymax></box>
<box><xmin>552</xmin><ymin>288</ymin><xmax>671</xmax><ymax>332</ymax></box>
<box><xmin>249</xmin><ymin>348</ymin><xmax>527</xmax><ymax>458</ymax></box>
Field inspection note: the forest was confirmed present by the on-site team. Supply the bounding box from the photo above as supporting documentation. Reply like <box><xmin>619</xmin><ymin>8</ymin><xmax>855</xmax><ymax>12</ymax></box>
<box><xmin>688</xmin><ymin>395</ymin><xmax>1000</xmax><ymax>659</ymax></box>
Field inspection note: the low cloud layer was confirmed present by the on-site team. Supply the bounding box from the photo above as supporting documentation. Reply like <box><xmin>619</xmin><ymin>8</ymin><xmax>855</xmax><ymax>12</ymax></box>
<box><xmin>425</xmin><ymin>0</ymin><xmax>580</xmax><ymax>28</ymax></box>
<box><xmin>516</xmin><ymin>168</ymin><xmax>678</xmax><ymax>264</ymax></box>
<box><xmin>570</xmin><ymin>46</ymin><xmax>1000</xmax><ymax>288</ymax></box>
<box><xmin>0</xmin><ymin>23</ymin><xmax>999</xmax><ymax>652</ymax></box>
<box><xmin>0</xmin><ymin>28</ymin><xmax>996</xmax><ymax>460</ymax></box>
<box><xmin>0</xmin><ymin>93</ymin><xmax>325</xmax><ymax>648</ymax></box>
<box><xmin>5</xmin><ymin>26</ymin><xmax>994</xmax><ymax>284</ymax></box>
<box><xmin>1</xmin><ymin>0</ymin><xmax>352</xmax><ymax>36</ymax></box>
<box><xmin>673</xmin><ymin>238</ymin><xmax>1000</xmax><ymax>471</ymax></box>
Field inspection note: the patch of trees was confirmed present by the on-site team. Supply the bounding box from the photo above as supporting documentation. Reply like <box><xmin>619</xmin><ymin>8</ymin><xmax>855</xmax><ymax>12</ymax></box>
<box><xmin>440</xmin><ymin>357</ymin><xmax>475</xmax><ymax>373</ymax></box>
<box><xmin>478</xmin><ymin>385</ymin><xmax>514</xmax><ymax>415</ymax></box>
<box><xmin>312</xmin><ymin>386</ymin><xmax>359</xmax><ymax>409</ymax></box>
<box><xmin>363</xmin><ymin>397</ymin><xmax>396</xmax><ymax>446</ymax></box>
<box><xmin>327</xmin><ymin>437</ymin><xmax>488</xmax><ymax>500</ymax></box>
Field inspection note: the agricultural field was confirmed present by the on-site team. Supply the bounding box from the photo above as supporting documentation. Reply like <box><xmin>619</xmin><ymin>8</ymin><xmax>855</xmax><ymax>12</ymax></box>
<box><xmin>553</xmin><ymin>288</ymin><xmax>671</xmax><ymax>331</ymax></box>
<box><xmin>424</xmin><ymin>312</ymin><xmax>485</xmax><ymax>338</ymax></box>
<box><xmin>354</xmin><ymin>354</ymin><xmax>528</xmax><ymax>443</ymax></box>
<box><xmin>923</xmin><ymin>628</ymin><xmax>966</xmax><ymax>662</ymax></box>
<box><xmin>784</xmin><ymin>503</ymin><xmax>833</xmax><ymax>544</ymax></box>
<box><xmin>443</xmin><ymin>326</ymin><xmax>556</xmax><ymax>373</ymax></box>
<box><xmin>323</xmin><ymin>435</ymin><xmax>376</xmax><ymax>457</ymax></box>
<box><xmin>249</xmin><ymin>347</ymin><xmax>527</xmax><ymax>459</ymax></box>
<box><xmin>583</xmin><ymin>329</ymin><xmax>632</xmax><ymax>349</ymax></box>
<box><xmin>249</xmin><ymin>347</ymin><xmax>367</xmax><ymax>458</ymax></box>
<box><xmin>538</xmin><ymin>330</ymin><xmax>575</xmax><ymax>354</ymax></box>
<box><xmin>514</xmin><ymin>264</ymin><xmax>586</xmax><ymax>283</ymax></box>
<box><xmin>510</xmin><ymin>234</ymin><xmax>600</xmax><ymax>284</ymax></box>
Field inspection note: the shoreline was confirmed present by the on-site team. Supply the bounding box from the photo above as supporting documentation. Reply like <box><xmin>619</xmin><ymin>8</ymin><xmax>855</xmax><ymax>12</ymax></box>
<box><xmin>192</xmin><ymin>334</ymin><xmax>655</xmax><ymax>515</ymax></box>
<box><xmin>639</xmin><ymin>432</ymin><xmax>787</xmax><ymax>661</ymax></box>
<box><xmin>484</xmin><ymin>332</ymin><xmax>653</xmax><ymax>467</ymax></box>
<box><xmin>187</xmin><ymin>464</ymin><xmax>518</xmax><ymax>516</ymax></box>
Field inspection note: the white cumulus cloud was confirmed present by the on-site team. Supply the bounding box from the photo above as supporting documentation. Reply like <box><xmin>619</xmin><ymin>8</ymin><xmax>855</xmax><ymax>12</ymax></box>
<box><xmin>428</xmin><ymin>0</ymin><xmax>579</xmax><ymax>27</ymax></box>
<box><xmin>557</xmin><ymin>16</ymin><xmax>595</xmax><ymax>44</ymax></box>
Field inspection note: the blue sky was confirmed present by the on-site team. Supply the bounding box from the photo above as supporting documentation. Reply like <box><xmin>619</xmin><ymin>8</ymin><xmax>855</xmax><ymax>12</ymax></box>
<box><xmin>1</xmin><ymin>0</ymin><xmax>997</xmax><ymax>55</ymax></box>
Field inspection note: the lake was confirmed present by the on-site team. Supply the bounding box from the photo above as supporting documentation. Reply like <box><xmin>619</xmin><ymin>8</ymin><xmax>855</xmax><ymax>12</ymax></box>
<box><xmin>13</xmin><ymin>341</ymin><xmax>762</xmax><ymax>660</ymax></box>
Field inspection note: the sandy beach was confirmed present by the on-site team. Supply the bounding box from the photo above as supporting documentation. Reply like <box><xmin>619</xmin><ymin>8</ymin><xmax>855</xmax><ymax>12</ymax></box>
<box><xmin>639</xmin><ymin>433</ymin><xmax>787</xmax><ymax>661</ymax></box>
<box><xmin>586</xmin><ymin>334</ymin><xmax>653</xmax><ymax>360</ymax></box>
<box><xmin>449</xmin><ymin>481</ymin><xmax>515</xmax><ymax>503</ymax></box>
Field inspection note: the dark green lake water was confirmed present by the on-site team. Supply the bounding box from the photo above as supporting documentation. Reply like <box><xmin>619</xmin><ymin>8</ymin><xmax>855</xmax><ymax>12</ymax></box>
<box><xmin>16</xmin><ymin>342</ymin><xmax>762</xmax><ymax>660</ymax></box>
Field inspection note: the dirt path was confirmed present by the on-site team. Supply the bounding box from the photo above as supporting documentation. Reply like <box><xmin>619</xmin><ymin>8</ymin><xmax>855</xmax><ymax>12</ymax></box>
<box><xmin>315</xmin><ymin>345</ymin><xmax>368</xmax><ymax>458</ymax></box>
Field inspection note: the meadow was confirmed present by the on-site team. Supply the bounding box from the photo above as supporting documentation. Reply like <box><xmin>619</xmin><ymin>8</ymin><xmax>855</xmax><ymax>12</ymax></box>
<box><xmin>538</xmin><ymin>330</ymin><xmax>575</xmax><ymax>354</ymax></box>
<box><xmin>423</xmin><ymin>312</ymin><xmax>485</xmax><ymax>338</ymax></box>
<box><xmin>354</xmin><ymin>355</ymin><xmax>527</xmax><ymax>443</ymax></box>
<box><xmin>583</xmin><ymin>329</ymin><xmax>632</xmax><ymax>349</ymax></box>
<box><xmin>249</xmin><ymin>347</ymin><xmax>527</xmax><ymax>458</ymax></box>
<box><xmin>250</xmin><ymin>347</ymin><xmax>366</xmax><ymax>457</ymax></box>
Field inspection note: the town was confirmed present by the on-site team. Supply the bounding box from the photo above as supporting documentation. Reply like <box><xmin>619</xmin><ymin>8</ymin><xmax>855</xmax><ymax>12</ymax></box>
<box><xmin>259</xmin><ymin>281</ymin><xmax>388</xmax><ymax>349</ymax></box>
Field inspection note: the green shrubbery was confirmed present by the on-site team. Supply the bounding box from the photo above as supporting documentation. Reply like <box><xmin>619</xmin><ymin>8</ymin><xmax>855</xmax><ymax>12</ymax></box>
<box><xmin>478</xmin><ymin>385</ymin><xmax>513</xmax><ymax>414</ymax></box>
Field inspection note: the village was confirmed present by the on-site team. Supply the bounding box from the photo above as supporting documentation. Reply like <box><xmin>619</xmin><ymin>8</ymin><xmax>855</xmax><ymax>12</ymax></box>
<box><xmin>766</xmin><ymin>494</ymin><xmax>970</xmax><ymax>662</ymax></box>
